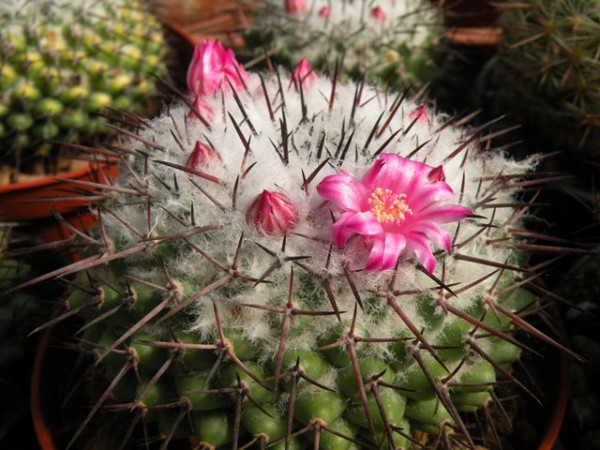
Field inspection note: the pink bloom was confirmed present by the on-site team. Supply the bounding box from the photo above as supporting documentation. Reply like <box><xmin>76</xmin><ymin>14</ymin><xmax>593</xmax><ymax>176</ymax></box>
<box><xmin>318</xmin><ymin>5</ymin><xmax>330</xmax><ymax>18</ymax></box>
<box><xmin>291</xmin><ymin>58</ymin><xmax>316</xmax><ymax>88</ymax></box>
<box><xmin>186</xmin><ymin>141</ymin><xmax>221</xmax><ymax>171</ymax></box>
<box><xmin>316</xmin><ymin>154</ymin><xmax>471</xmax><ymax>272</ymax></box>
<box><xmin>187</xmin><ymin>40</ymin><xmax>248</xmax><ymax>97</ymax></box>
<box><xmin>371</xmin><ymin>6</ymin><xmax>387</xmax><ymax>22</ymax></box>
<box><xmin>246</xmin><ymin>191</ymin><xmax>299</xmax><ymax>235</ymax></box>
<box><xmin>285</xmin><ymin>0</ymin><xmax>306</xmax><ymax>14</ymax></box>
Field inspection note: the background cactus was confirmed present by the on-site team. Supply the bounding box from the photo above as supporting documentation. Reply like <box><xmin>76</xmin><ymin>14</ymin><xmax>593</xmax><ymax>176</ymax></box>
<box><xmin>0</xmin><ymin>0</ymin><xmax>167</xmax><ymax>176</ymax></box>
<box><xmin>0</xmin><ymin>227</ymin><xmax>65</xmax><ymax>447</ymax></box>
<box><xmin>28</xmin><ymin>44</ymin><xmax>577</xmax><ymax>449</ymax></box>
<box><xmin>243</xmin><ymin>0</ymin><xmax>442</xmax><ymax>91</ymax></box>
<box><xmin>494</xmin><ymin>0</ymin><xmax>600</xmax><ymax>174</ymax></box>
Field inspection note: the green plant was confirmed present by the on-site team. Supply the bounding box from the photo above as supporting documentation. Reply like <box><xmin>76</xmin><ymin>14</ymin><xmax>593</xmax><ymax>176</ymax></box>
<box><xmin>495</xmin><ymin>0</ymin><xmax>600</xmax><ymax>164</ymax></box>
<box><xmin>243</xmin><ymin>0</ymin><xmax>442</xmax><ymax>91</ymax></box>
<box><xmin>0</xmin><ymin>0</ymin><xmax>167</xmax><ymax>175</ymax></box>
<box><xmin>28</xmin><ymin>44</ymin><xmax>577</xmax><ymax>449</ymax></box>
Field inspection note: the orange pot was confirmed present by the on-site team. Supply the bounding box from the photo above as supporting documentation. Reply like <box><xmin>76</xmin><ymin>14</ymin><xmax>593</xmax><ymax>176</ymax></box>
<box><xmin>0</xmin><ymin>160</ymin><xmax>119</xmax><ymax>244</ymax></box>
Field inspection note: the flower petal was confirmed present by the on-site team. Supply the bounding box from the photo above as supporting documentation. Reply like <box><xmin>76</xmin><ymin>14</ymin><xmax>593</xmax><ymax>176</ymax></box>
<box><xmin>332</xmin><ymin>212</ymin><xmax>383</xmax><ymax>247</ymax></box>
<box><xmin>316</xmin><ymin>172</ymin><xmax>368</xmax><ymax>212</ymax></box>
<box><xmin>407</xmin><ymin>182</ymin><xmax>454</xmax><ymax>211</ymax></box>
<box><xmin>362</xmin><ymin>154</ymin><xmax>432</xmax><ymax>195</ymax></box>
<box><xmin>417</xmin><ymin>205</ymin><xmax>472</xmax><ymax>224</ymax></box>
<box><xmin>407</xmin><ymin>235</ymin><xmax>437</xmax><ymax>273</ymax></box>
<box><xmin>405</xmin><ymin>222</ymin><xmax>453</xmax><ymax>252</ymax></box>
<box><xmin>366</xmin><ymin>233</ymin><xmax>406</xmax><ymax>270</ymax></box>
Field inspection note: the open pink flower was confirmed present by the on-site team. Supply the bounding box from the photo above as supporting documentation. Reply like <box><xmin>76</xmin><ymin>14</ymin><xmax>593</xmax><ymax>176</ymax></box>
<box><xmin>316</xmin><ymin>154</ymin><xmax>471</xmax><ymax>272</ymax></box>
<box><xmin>187</xmin><ymin>40</ymin><xmax>248</xmax><ymax>97</ymax></box>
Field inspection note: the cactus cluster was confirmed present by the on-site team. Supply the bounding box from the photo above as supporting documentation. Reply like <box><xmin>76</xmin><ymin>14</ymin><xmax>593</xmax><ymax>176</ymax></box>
<box><xmin>0</xmin><ymin>0</ymin><xmax>166</xmax><ymax>173</ymax></box>
<box><xmin>495</xmin><ymin>0</ymin><xmax>600</xmax><ymax>163</ymax></box>
<box><xmin>28</xmin><ymin>43</ymin><xmax>575</xmax><ymax>450</ymax></box>
<box><xmin>244</xmin><ymin>0</ymin><xmax>441</xmax><ymax>91</ymax></box>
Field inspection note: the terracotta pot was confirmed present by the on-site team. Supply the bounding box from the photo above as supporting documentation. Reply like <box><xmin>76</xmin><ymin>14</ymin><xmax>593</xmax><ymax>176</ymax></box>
<box><xmin>150</xmin><ymin>0</ymin><xmax>255</xmax><ymax>48</ymax></box>
<box><xmin>437</xmin><ymin>0</ymin><xmax>503</xmax><ymax>46</ymax></box>
<box><xmin>0</xmin><ymin>160</ymin><xmax>118</xmax><ymax>223</ymax></box>
<box><xmin>0</xmin><ymin>160</ymin><xmax>118</xmax><ymax>244</ymax></box>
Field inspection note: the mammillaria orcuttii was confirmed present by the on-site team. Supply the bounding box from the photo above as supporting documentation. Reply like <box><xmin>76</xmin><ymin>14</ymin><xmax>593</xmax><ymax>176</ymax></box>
<box><xmin>26</xmin><ymin>41</ymin><xmax>578</xmax><ymax>449</ymax></box>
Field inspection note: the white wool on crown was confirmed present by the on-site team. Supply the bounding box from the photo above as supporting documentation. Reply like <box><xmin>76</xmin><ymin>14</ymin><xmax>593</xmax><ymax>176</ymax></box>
<box><xmin>112</xmin><ymin>71</ymin><xmax>536</xmax><ymax>355</ymax></box>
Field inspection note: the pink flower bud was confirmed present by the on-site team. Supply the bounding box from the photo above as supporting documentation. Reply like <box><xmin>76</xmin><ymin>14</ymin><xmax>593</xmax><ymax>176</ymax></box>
<box><xmin>187</xmin><ymin>40</ymin><xmax>248</xmax><ymax>97</ymax></box>
<box><xmin>291</xmin><ymin>58</ymin><xmax>316</xmax><ymax>88</ymax></box>
<box><xmin>246</xmin><ymin>190</ymin><xmax>299</xmax><ymax>235</ymax></box>
<box><xmin>186</xmin><ymin>141</ymin><xmax>221</xmax><ymax>171</ymax></box>
<box><xmin>410</xmin><ymin>105</ymin><xmax>429</xmax><ymax>125</ymax></box>
<box><xmin>285</xmin><ymin>0</ymin><xmax>306</xmax><ymax>14</ymax></box>
<box><xmin>371</xmin><ymin>6</ymin><xmax>387</xmax><ymax>21</ymax></box>
<box><xmin>318</xmin><ymin>5</ymin><xmax>330</xmax><ymax>18</ymax></box>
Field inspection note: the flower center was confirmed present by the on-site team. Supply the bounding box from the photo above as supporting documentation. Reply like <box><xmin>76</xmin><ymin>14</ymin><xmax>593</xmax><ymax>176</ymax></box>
<box><xmin>368</xmin><ymin>187</ymin><xmax>412</xmax><ymax>223</ymax></box>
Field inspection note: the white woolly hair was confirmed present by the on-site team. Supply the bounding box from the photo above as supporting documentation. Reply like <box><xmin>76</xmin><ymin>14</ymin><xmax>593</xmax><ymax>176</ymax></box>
<box><xmin>114</xmin><ymin>71</ymin><xmax>536</xmax><ymax>359</ymax></box>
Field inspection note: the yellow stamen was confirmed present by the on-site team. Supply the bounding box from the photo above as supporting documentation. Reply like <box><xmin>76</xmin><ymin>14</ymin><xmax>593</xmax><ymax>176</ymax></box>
<box><xmin>368</xmin><ymin>187</ymin><xmax>412</xmax><ymax>223</ymax></box>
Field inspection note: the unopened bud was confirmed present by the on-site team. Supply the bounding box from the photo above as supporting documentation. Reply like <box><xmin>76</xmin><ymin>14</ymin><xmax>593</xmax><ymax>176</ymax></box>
<box><xmin>291</xmin><ymin>58</ymin><xmax>316</xmax><ymax>88</ymax></box>
<box><xmin>186</xmin><ymin>141</ymin><xmax>221</xmax><ymax>171</ymax></box>
<box><xmin>371</xmin><ymin>6</ymin><xmax>387</xmax><ymax>21</ymax></box>
<box><xmin>284</xmin><ymin>0</ymin><xmax>306</xmax><ymax>14</ymax></box>
<box><xmin>318</xmin><ymin>5</ymin><xmax>330</xmax><ymax>18</ymax></box>
<box><xmin>246</xmin><ymin>191</ymin><xmax>299</xmax><ymax>235</ymax></box>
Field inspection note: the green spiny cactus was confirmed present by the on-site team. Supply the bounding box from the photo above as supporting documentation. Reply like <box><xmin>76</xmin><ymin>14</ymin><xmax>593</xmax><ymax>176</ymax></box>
<box><xmin>495</xmin><ymin>0</ymin><xmax>600</xmax><ymax>163</ymax></box>
<box><xmin>33</xmin><ymin>45</ymin><xmax>577</xmax><ymax>449</ymax></box>
<box><xmin>0</xmin><ymin>0</ymin><xmax>167</xmax><ymax>172</ymax></box>
<box><xmin>243</xmin><ymin>0</ymin><xmax>442</xmax><ymax>91</ymax></box>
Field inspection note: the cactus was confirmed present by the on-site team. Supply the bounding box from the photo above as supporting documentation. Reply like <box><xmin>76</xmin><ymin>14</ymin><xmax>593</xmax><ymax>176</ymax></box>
<box><xmin>495</xmin><ymin>0</ymin><xmax>600</xmax><ymax>165</ymax></box>
<box><xmin>0</xmin><ymin>0</ymin><xmax>166</xmax><ymax>174</ymax></box>
<box><xmin>33</xmin><ymin>42</ymin><xmax>576</xmax><ymax>449</ymax></box>
<box><xmin>243</xmin><ymin>0</ymin><xmax>442</xmax><ymax>91</ymax></box>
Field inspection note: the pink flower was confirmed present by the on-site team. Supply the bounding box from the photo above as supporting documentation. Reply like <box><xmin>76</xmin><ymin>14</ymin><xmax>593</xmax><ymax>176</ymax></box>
<box><xmin>285</xmin><ymin>0</ymin><xmax>306</xmax><ymax>14</ymax></box>
<box><xmin>318</xmin><ymin>5</ymin><xmax>330</xmax><ymax>18</ymax></box>
<box><xmin>371</xmin><ymin>6</ymin><xmax>387</xmax><ymax>22</ymax></box>
<box><xmin>291</xmin><ymin>58</ymin><xmax>316</xmax><ymax>88</ymax></box>
<box><xmin>186</xmin><ymin>40</ymin><xmax>248</xmax><ymax>97</ymax></box>
<box><xmin>316</xmin><ymin>154</ymin><xmax>471</xmax><ymax>272</ymax></box>
<box><xmin>186</xmin><ymin>141</ymin><xmax>221</xmax><ymax>171</ymax></box>
<box><xmin>246</xmin><ymin>191</ymin><xmax>299</xmax><ymax>235</ymax></box>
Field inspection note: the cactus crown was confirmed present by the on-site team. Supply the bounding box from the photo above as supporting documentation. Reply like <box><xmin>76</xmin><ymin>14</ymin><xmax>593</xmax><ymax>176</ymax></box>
<box><xmin>37</xmin><ymin>44</ymin><xmax>575</xmax><ymax>449</ymax></box>
<box><xmin>0</xmin><ymin>0</ymin><xmax>166</xmax><ymax>173</ymax></box>
<box><xmin>245</xmin><ymin>0</ymin><xmax>441</xmax><ymax>90</ymax></box>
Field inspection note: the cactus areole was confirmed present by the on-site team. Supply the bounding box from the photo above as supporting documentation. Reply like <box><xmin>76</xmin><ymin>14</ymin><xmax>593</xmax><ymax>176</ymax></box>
<box><xmin>53</xmin><ymin>41</ymin><xmax>564</xmax><ymax>449</ymax></box>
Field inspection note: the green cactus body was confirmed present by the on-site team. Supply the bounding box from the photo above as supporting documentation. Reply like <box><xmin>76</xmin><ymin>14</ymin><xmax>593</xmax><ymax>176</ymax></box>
<box><xmin>0</xmin><ymin>0</ymin><xmax>166</xmax><ymax>169</ymax></box>
<box><xmin>244</xmin><ymin>0</ymin><xmax>441</xmax><ymax>90</ymax></box>
<box><xmin>55</xmin><ymin>62</ymin><xmax>553</xmax><ymax>448</ymax></box>
<box><xmin>496</xmin><ymin>0</ymin><xmax>600</xmax><ymax>162</ymax></box>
